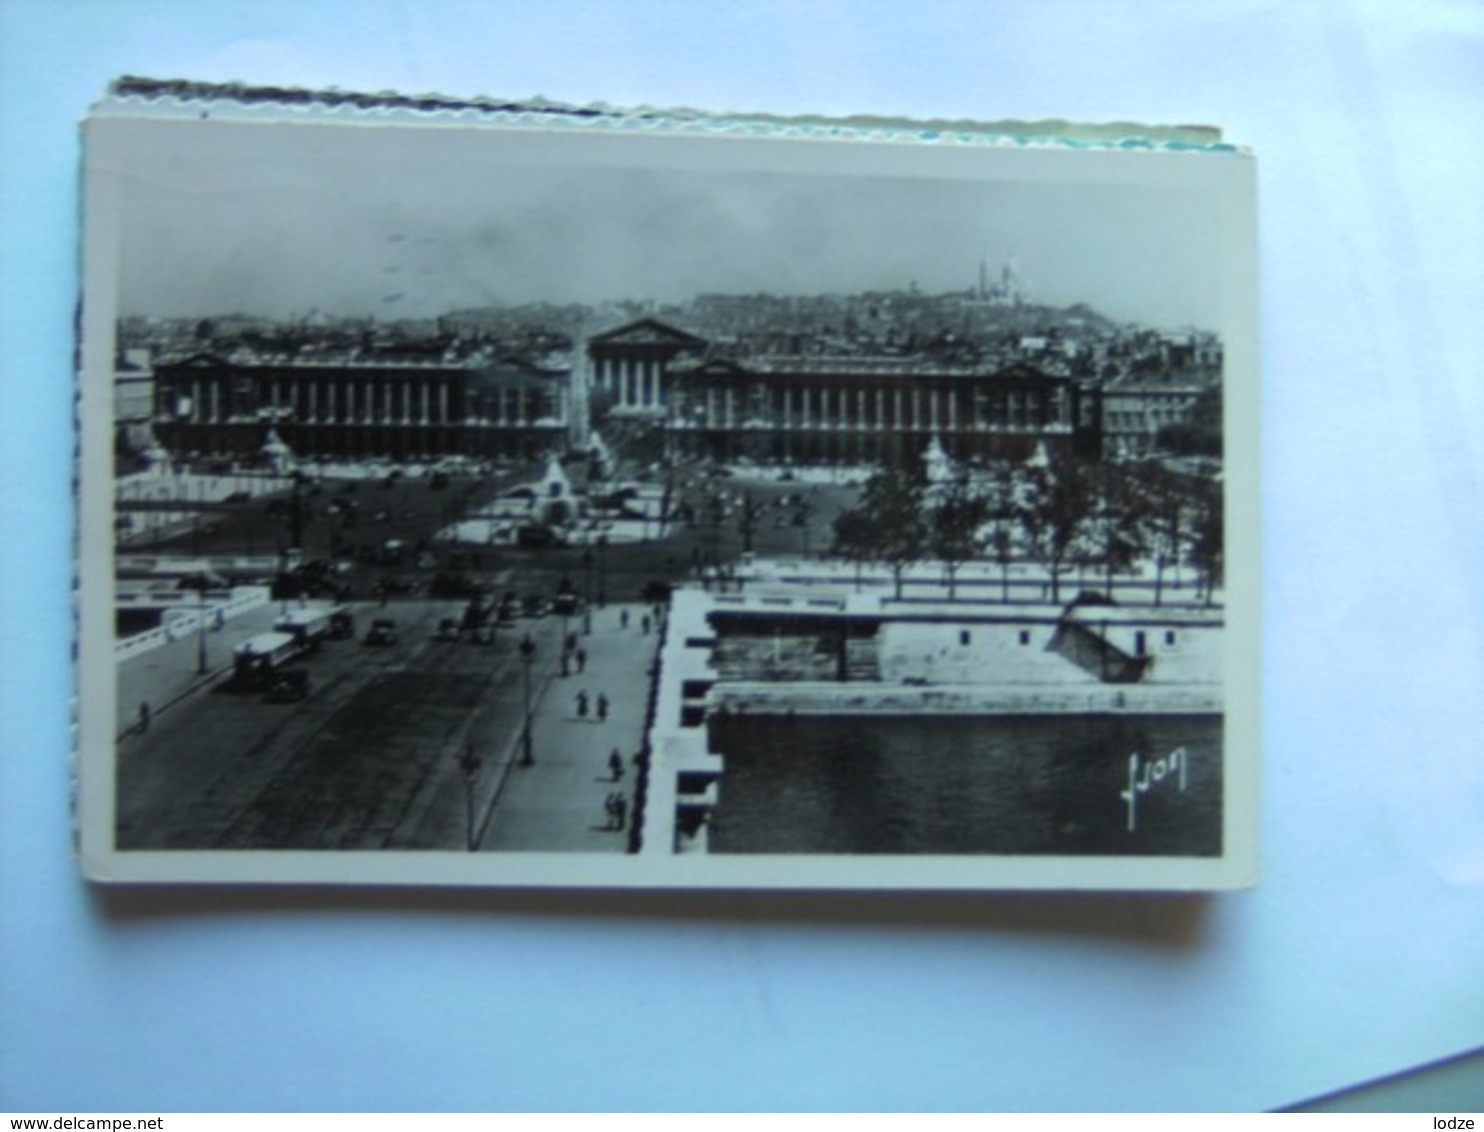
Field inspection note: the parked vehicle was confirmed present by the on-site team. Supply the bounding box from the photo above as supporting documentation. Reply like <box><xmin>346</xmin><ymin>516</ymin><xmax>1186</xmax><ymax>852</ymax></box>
<box><xmin>363</xmin><ymin>618</ymin><xmax>398</xmax><ymax>647</ymax></box>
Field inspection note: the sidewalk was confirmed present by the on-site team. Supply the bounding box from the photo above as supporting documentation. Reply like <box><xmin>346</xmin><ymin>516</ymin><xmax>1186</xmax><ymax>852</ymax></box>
<box><xmin>115</xmin><ymin>601</ymin><xmax>285</xmax><ymax>739</ymax></box>
<box><xmin>477</xmin><ymin>602</ymin><xmax>661</xmax><ymax>852</ymax></box>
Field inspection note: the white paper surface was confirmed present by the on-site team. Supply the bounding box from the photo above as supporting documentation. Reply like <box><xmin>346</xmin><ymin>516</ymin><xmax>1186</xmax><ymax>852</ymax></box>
<box><xmin>1</xmin><ymin>0</ymin><xmax>1480</xmax><ymax>1112</ymax></box>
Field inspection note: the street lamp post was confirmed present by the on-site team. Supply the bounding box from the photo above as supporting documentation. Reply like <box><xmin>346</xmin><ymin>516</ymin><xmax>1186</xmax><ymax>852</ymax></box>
<box><xmin>707</xmin><ymin>492</ymin><xmax>724</xmax><ymax>590</ymax></box>
<box><xmin>581</xmin><ymin>546</ymin><xmax>594</xmax><ymax>634</ymax></box>
<box><xmin>738</xmin><ymin>489</ymin><xmax>757</xmax><ymax>555</ymax></box>
<box><xmin>457</xmin><ymin>745</ymin><xmax>482</xmax><ymax>851</ymax></box>
<box><xmin>558</xmin><ymin>573</ymin><xmax>573</xmax><ymax>675</ymax></box>
<box><xmin>597</xmin><ymin>534</ymin><xmax>608</xmax><ymax>608</ymax></box>
<box><xmin>196</xmin><ymin>587</ymin><xmax>209</xmax><ymax>674</ymax></box>
<box><xmin>289</xmin><ymin>473</ymin><xmax>306</xmax><ymax>553</ymax></box>
<box><xmin>518</xmin><ymin>632</ymin><xmax>536</xmax><ymax>766</ymax></box>
<box><xmin>190</xmin><ymin>479</ymin><xmax>202</xmax><ymax>557</ymax></box>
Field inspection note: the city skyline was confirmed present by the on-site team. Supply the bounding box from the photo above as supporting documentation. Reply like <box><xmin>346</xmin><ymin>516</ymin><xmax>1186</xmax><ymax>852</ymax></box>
<box><xmin>115</xmin><ymin>122</ymin><xmax>1236</xmax><ymax>331</ymax></box>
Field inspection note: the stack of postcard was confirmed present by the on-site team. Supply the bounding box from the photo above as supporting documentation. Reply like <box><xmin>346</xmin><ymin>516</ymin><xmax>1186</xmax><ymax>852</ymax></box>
<box><xmin>76</xmin><ymin>81</ymin><xmax>1259</xmax><ymax>890</ymax></box>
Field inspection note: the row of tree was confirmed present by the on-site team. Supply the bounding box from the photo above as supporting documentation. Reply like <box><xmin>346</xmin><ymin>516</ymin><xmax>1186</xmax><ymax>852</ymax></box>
<box><xmin>831</xmin><ymin>444</ymin><xmax>1223</xmax><ymax>606</ymax></box>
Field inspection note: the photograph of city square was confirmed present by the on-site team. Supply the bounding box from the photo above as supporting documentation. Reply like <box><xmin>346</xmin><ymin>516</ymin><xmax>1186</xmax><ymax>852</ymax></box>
<box><xmin>79</xmin><ymin>104</ymin><xmax>1257</xmax><ymax>888</ymax></box>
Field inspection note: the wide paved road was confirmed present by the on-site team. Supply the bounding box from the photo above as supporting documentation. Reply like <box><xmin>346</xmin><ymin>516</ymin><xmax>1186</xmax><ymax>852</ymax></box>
<box><xmin>118</xmin><ymin>595</ymin><xmax>559</xmax><ymax>850</ymax></box>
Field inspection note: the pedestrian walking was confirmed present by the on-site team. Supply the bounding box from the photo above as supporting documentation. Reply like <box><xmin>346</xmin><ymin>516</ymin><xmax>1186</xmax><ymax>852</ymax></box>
<box><xmin>576</xmin><ymin>690</ymin><xmax>589</xmax><ymax>719</ymax></box>
<box><xmin>620</xmin><ymin>609</ymin><xmax>629</xmax><ymax>630</ymax></box>
<box><xmin>608</xmin><ymin>748</ymin><xmax>624</xmax><ymax>782</ymax></box>
<box><xmin>602</xmin><ymin>789</ymin><xmax>626</xmax><ymax>830</ymax></box>
<box><xmin>641</xmin><ymin>615</ymin><xmax>651</xmax><ymax>636</ymax></box>
<box><xmin>575</xmin><ymin>647</ymin><xmax>587</xmax><ymax>674</ymax></box>
<box><xmin>137</xmin><ymin>701</ymin><xmax>151</xmax><ymax>736</ymax></box>
<box><xmin>596</xmin><ymin>693</ymin><xmax>609</xmax><ymax>723</ymax></box>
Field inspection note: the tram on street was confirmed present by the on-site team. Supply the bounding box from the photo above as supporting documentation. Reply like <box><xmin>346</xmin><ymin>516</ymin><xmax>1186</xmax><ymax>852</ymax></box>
<box><xmin>232</xmin><ymin>631</ymin><xmax>305</xmax><ymax>691</ymax></box>
<box><xmin>272</xmin><ymin>605</ymin><xmax>343</xmax><ymax>648</ymax></box>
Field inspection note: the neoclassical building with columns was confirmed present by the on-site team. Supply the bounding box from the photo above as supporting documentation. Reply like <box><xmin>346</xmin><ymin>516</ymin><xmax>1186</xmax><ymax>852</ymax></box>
<box><xmin>586</xmin><ymin>317</ymin><xmax>1102</xmax><ymax>464</ymax></box>
<box><xmin>585</xmin><ymin>318</ymin><xmax>708</xmax><ymax>419</ymax></box>
<box><xmin>145</xmin><ymin>317</ymin><xmax>1105</xmax><ymax>466</ymax></box>
<box><xmin>150</xmin><ymin>351</ymin><xmax>571</xmax><ymax>461</ymax></box>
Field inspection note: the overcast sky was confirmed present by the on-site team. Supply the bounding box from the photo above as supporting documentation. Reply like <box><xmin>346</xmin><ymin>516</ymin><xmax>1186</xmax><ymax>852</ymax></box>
<box><xmin>114</xmin><ymin>121</ymin><xmax>1239</xmax><ymax>330</ymax></box>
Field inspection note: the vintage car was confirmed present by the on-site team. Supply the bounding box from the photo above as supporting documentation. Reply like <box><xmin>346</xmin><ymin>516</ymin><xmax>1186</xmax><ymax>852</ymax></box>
<box><xmin>363</xmin><ymin>618</ymin><xmax>398</xmax><ymax>647</ymax></box>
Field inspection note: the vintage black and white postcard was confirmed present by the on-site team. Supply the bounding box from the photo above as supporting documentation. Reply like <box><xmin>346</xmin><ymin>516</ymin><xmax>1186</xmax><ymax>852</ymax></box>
<box><xmin>76</xmin><ymin>83</ymin><xmax>1259</xmax><ymax>889</ymax></box>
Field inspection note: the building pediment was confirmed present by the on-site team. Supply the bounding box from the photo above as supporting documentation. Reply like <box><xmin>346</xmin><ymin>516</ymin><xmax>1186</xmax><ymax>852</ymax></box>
<box><xmin>588</xmin><ymin>318</ymin><xmax>708</xmax><ymax>351</ymax></box>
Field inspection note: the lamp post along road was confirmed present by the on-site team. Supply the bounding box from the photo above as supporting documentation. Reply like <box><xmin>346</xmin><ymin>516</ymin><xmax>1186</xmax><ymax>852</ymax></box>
<box><xmin>519</xmin><ymin>632</ymin><xmax>536</xmax><ymax>767</ymax></box>
<box><xmin>196</xmin><ymin>587</ymin><xmax>209</xmax><ymax>674</ymax></box>
<box><xmin>556</xmin><ymin>573</ymin><xmax>573</xmax><ymax>674</ymax></box>
<box><xmin>597</xmin><ymin>534</ymin><xmax>608</xmax><ymax>607</ymax></box>
<box><xmin>457</xmin><ymin>746</ymin><xmax>482</xmax><ymax>851</ymax></box>
<box><xmin>581</xmin><ymin>546</ymin><xmax>594</xmax><ymax>634</ymax></box>
<box><xmin>797</xmin><ymin>499</ymin><xmax>813</xmax><ymax>559</ymax></box>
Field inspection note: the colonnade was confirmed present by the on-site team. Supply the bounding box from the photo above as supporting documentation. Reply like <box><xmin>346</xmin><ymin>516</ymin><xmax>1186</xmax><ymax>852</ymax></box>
<box><xmin>173</xmin><ymin>371</ymin><xmax>566</xmax><ymax>429</ymax></box>
<box><xmin>595</xmin><ymin>356</ymin><xmax>666</xmax><ymax>411</ymax></box>
<box><xmin>180</xmin><ymin>372</ymin><xmax>460</xmax><ymax>427</ymax></box>
<box><xmin>681</xmin><ymin>379</ymin><xmax>1071</xmax><ymax>434</ymax></box>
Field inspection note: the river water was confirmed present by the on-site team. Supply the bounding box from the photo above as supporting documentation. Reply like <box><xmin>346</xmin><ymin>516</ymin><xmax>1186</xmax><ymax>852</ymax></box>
<box><xmin>707</xmin><ymin>713</ymin><xmax>1223</xmax><ymax>856</ymax></box>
